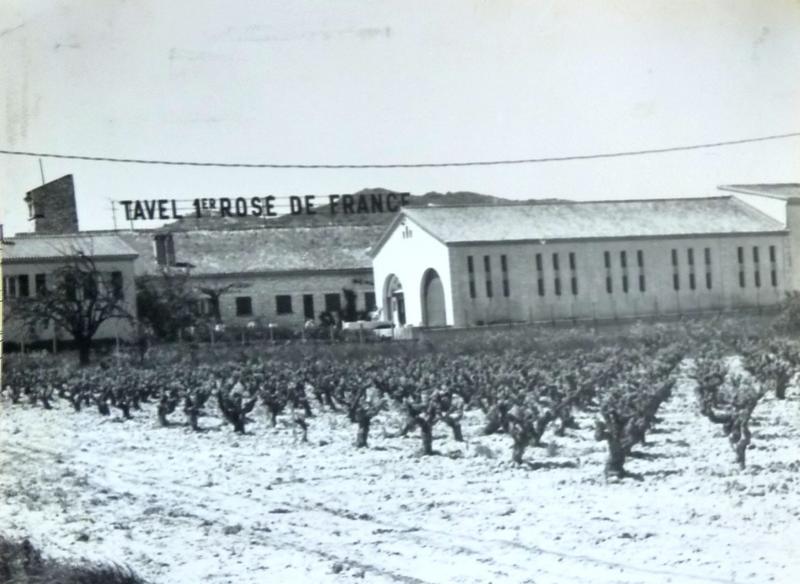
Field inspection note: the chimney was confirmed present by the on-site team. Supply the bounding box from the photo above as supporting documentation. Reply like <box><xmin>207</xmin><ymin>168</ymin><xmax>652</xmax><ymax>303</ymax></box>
<box><xmin>24</xmin><ymin>174</ymin><xmax>79</xmax><ymax>234</ymax></box>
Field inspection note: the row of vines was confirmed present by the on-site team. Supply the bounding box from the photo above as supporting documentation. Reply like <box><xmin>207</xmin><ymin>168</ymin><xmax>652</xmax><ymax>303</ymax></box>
<box><xmin>3</xmin><ymin>326</ymin><xmax>798</xmax><ymax>479</ymax></box>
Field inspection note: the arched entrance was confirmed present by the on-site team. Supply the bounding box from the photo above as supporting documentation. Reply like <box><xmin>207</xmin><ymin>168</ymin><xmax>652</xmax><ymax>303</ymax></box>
<box><xmin>421</xmin><ymin>268</ymin><xmax>446</xmax><ymax>327</ymax></box>
<box><xmin>383</xmin><ymin>273</ymin><xmax>406</xmax><ymax>326</ymax></box>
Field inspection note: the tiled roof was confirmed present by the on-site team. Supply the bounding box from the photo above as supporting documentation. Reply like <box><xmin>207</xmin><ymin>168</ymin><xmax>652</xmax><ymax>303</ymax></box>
<box><xmin>399</xmin><ymin>196</ymin><xmax>785</xmax><ymax>244</ymax></box>
<box><xmin>117</xmin><ymin>225</ymin><xmax>384</xmax><ymax>276</ymax></box>
<box><xmin>718</xmin><ymin>184</ymin><xmax>800</xmax><ymax>200</ymax></box>
<box><xmin>2</xmin><ymin>234</ymin><xmax>138</xmax><ymax>262</ymax></box>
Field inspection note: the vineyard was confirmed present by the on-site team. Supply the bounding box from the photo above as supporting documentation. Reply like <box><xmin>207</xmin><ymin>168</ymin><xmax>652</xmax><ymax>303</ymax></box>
<box><xmin>1</xmin><ymin>320</ymin><xmax>799</xmax><ymax>583</ymax></box>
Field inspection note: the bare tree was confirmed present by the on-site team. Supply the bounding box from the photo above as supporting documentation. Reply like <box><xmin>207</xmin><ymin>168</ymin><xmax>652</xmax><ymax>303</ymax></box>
<box><xmin>10</xmin><ymin>248</ymin><xmax>132</xmax><ymax>365</ymax></box>
<box><xmin>196</xmin><ymin>282</ymin><xmax>250</xmax><ymax>322</ymax></box>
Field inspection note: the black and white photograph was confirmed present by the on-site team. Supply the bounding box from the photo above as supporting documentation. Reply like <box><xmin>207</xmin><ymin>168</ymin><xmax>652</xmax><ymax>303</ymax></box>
<box><xmin>1</xmin><ymin>2</ymin><xmax>799</xmax><ymax>583</ymax></box>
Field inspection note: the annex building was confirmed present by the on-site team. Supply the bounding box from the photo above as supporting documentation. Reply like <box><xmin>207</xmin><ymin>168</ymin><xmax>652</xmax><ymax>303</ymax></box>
<box><xmin>370</xmin><ymin>195</ymin><xmax>795</xmax><ymax>328</ymax></box>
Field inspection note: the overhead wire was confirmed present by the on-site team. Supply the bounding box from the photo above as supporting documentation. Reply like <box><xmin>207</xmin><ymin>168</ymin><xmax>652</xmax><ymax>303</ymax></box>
<box><xmin>1</xmin><ymin>131</ymin><xmax>798</xmax><ymax>169</ymax></box>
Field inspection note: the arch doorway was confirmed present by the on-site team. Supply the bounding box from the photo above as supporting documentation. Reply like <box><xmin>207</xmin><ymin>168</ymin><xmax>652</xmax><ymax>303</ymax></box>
<box><xmin>421</xmin><ymin>268</ymin><xmax>446</xmax><ymax>327</ymax></box>
<box><xmin>383</xmin><ymin>273</ymin><xmax>406</xmax><ymax>326</ymax></box>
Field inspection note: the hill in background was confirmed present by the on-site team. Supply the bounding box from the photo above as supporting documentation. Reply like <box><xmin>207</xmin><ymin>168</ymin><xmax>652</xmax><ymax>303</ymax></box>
<box><xmin>159</xmin><ymin>188</ymin><xmax>566</xmax><ymax>231</ymax></box>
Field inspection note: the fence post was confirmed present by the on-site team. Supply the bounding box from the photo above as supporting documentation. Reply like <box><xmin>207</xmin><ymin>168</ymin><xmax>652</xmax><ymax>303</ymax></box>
<box><xmin>359</xmin><ymin>322</ymin><xmax>364</xmax><ymax>344</ymax></box>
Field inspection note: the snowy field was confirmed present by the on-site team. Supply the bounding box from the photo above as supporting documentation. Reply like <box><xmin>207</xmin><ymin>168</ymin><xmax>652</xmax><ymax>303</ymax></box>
<box><xmin>1</xmin><ymin>377</ymin><xmax>798</xmax><ymax>584</ymax></box>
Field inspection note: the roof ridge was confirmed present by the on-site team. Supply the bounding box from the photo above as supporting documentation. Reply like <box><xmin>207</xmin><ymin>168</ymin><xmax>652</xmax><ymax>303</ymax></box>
<box><xmin>403</xmin><ymin>195</ymin><xmax>731</xmax><ymax>211</ymax></box>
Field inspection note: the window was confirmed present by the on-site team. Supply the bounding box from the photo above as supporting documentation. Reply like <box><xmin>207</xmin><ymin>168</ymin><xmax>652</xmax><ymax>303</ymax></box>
<box><xmin>604</xmin><ymin>251</ymin><xmax>612</xmax><ymax>294</ymax></box>
<box><xmin>706</xmin><ymin>273</ymin><xmax>713</xmax><ymax>289</ymax></box>
<box><xmin>769</xmin><ymin>246</ymin><xmax>778</xmax><ymax>288</ymax></box>
<box><xmin>501</xmin><ymin>254</ymin><xmax>510</xmax><ymax>297</ymax></box>
<box><xmin>552</xmin><ymin>253</ymin><xmax>560</xmax><ymax>296</ymax></box>
<box><xmin>606</xmin><ymin>276</ymin><xmax>613</xmax><ymax>294</ymax></box>
<box><xmin>737</xmin><ymin>246</ymin><xmax>745</xmax><ymax>288</ymax></box>
<box><xmin>467</xmin><ymin>256</ymin><xmax>476</xmax><ymax>299</ymax></box>
<box><xmin>154</xmin><ymin>234</ymin><xmax>175</xmax><ymax>266</ymax></box>
<box><xmin>235</xmin><ymin>296</ymin><xmax>253</xmax><ymax>316</ymax></box>
<box><xmin>110</xmin><ymin>271</ymin><xmax>124</xmax><ymax>299</ymax></box>
<box><xmin>364</xmin><ymin>291</ymin><xmax>376</xmax><ymax>312</ymax></box>
<box><xmin>35</xmin><ymin>274</ymin><xmax>47</xmax><ymax>295</ymax></box>
<box><xmin>622</xmin><ymin>274</ymin><xmax>629</xmax><ymax>293</ymax></box>
<box><xmin>17</xmin><ymin>274</ymin><xmax>30</xmax><ymax>298</ymax></box>
<box><xmin>194</xmin><ymin>298</ymin><xmax>214</xmax><ymax>316</ymax></box>
<box><xmin>704</xmin><ymin>247</ymin><xmax>711</xmax><ymax>265</ymax></box>
<box><xmin>672</xmin><ymin>249</ymin><xmax>680</xmax><ymax>291</ymax></box>
<box><xmin>753</xmin><ymin>246</ymin><xmax>760</xmax><ymax>287</ymax></box>
<box><xmin>569</xmin><ymin>252</ymin><xmax>577</xmax><ymax>295</ymax></box>
<box><xmin>604</xmin><ymin>251</ymin><xmax>611</xmax><ymax>269</ymax></box>
<box><xmin>83</xmin><ymin>274</ymin><xmax>98</xmax><ymax>301</ymax></box>
<box><xmin>620</xmin><ymin>251</ymin><xmax>628</xmax><ymax>292</ymax></box>
<box><xmin>687</xmin><ymin>248</ymin><xmax>694</xmax><ymax>266</ymax></box>
<box><xmin>303</xmin><ymin>294</ymin><xmax>315</xmax><ymax>319</ymax></box>
<box><xmin>620</xmin><ymin>251</ymin><xmax>627</xmax><ymax>268</ymax></box>
<box><xmin>276</xmin><ymin>295</ymin><xmax>293</xmax><ymax>314</ymax></box>
<box><xmin>325</xmin><ymin>293</ymin><xmax>341</xmax><ymax>313</ymax></box>
<box><xmin>704</xmin><ymin>248</ymin><xmax>712</xmax><ymax>290</ymax></box>
<box><xmin>689</xmin><ymin>273</ymin><xmax>696</xmax><ymax>290</ymax></box>
<box><xmin>636</xmin><ymin>250</ymin><xmax>645</xmax><ymax>292</ymax></box>
<box><xmin>484</xmin><ymin>255</ymin><xmax>493</xmax><ymax>298</ymax></box>
<box><xmin>535</xmin><ymin>253</ymin><xmax>544</xmax><ymax>297</ymax></box>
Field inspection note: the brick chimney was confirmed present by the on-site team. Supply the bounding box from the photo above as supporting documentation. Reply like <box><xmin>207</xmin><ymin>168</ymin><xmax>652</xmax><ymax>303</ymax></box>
<box><xmin>24</xmin><ymin>174</ymin><xmax>79</xmax><ymax>234</ymax></box>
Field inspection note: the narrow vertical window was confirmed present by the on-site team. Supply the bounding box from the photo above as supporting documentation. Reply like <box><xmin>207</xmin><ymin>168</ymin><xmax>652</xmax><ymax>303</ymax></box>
<box><xmin>604</xmin><ymin>251</ymin><xmax>611</xmax><ymax>269</ymax></box>
<box><xmin>620</xmin><ymin>251</ymin><xmax>628</xmax><ymax>292</ymax></box>
<box><xmin>484</xmin><ymin>255</ymin><xmax>493</xmax><ymax>298</ymax></box>
<box><xmin>467</xmin><ymin>256</ymin><xmax>476</xmax><ymax>299</ymax></box>
<box><xmin>606</xmin><ymin>276</ymin><xmax>613</xmax><ymax>294</ymax></box>
<box><xmin>753</xmin><ymin>246</ymin><xmax>760</xmax><ymax>288</ymax></box>
<box><xmin>604</xmin><ymin>251</ymin><xmax>612</xmax><ymax>294</ymax></box>
<box><xmin>17</xmin><ymin>275</ymin><xmax>30</xmax><ymax>298</ymax></box>
<box><xmin>737</xmin><ymin>246</ymin><xmax>745</xmax><ymax>288</ymax></box>
<box><xmin>569</xmin><ymin>252</ymin><xmax>577</xmax><ymax>295</ymax></box>
<box><xmin>536</xmin><ymin>253</ymin><xmax>544</xmax><ymax>297</ymax></box>
<box><xmin>689</xmin><ymin>273</ymin><xmax>696</xmax><ymax>290</ymax></box>
<box><xmin>769</xmin><ymin>245</ymin><xmax>778</xmax><ymax>287</ymax></box>
<box><xmin>501</xmin><ymin>254</ymin><xmax>510</xmax><ymax>297</ymax></box>
<box><xmin>637</xmin><ymin>250</ymin><xmax>645</xmax><ymax>292</ymax></box>
<box><xmin>552</xmin><ymin>253</ymin><xmax>560</xmax><ymax>296</ymax></box>
<box><xmin>704</xmin><ymin>247</ymin><xmax>712</xmax><ymax>290</ymax></box>
<box><xmin>672</xmin><ymin>249</ymin><xmax>680</xmax><ymax>291</ymax></box>
<box><xmin>111</xmin><ymin>271</ymin><xmax>124</xmax><ymax>299</ymax></box>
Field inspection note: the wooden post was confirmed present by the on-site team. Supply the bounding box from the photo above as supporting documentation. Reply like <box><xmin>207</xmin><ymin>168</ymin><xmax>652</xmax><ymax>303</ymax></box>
<box><xmin>359</xmin><ymin>322</ymin><xmax>364</xmax><ymax>344</ymax></box>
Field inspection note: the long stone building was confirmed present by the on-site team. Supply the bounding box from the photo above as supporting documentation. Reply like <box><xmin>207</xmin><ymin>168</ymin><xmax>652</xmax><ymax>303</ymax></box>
<box><xmin>370</xmin><ymin>195</ymin><xmax>795</xmax><ymax>328</ymax></box>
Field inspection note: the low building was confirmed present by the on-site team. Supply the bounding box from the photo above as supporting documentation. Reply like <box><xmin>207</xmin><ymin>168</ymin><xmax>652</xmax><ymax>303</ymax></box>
<box><xmin>2</xmin><ymin>234</ymin><xmax>138</xmax><ymax>346</ymax></box>
<box><xmin>370</xmin><ymin>196</ymin><xmax>791</xmax><ymax>328</ymax></box>
<box><xmin>116</xmin><ymin>225</ymin><xmax>383</xmax><ymax>327</ymax></box>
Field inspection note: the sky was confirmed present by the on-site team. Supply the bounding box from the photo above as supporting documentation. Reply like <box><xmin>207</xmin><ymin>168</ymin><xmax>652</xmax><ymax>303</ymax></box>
<box><xmin>1</xmin><ymin>0</ymin><xmax>799</xmax><ymax>235</ymax></box>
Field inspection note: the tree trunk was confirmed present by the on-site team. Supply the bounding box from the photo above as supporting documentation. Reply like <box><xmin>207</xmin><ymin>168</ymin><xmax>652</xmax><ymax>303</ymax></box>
<box><xmin>356</xmin><ymin>416</ymin><xmax>370</xmax><ymax>448</ymax></box>
<box><xmin>775</xmin><ymin>381</ymin><xmax>787</xmax><ymax>400</ymax></box>
<box><xmin>77</xmin><ymin>340</ymin><xmax>91</xmax><ymax>366</ymax></box>
<box><xmin>419</xmin><ymin>420</ymin><xmax>434</xmax><ymax>455</ymax></box>
<box><xmin>605</xmin><ymin>439</ymin><xmax>626</xmax><ymax>479</ymax></box>
<box><xmin>444</xmin><ymin>417</ymin><xmax>463</xmax><ymax>442</ymax></box>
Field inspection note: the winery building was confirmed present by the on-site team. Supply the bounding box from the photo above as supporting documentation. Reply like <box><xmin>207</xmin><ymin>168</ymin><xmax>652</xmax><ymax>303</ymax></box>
<box><xmin>370</xmin><ymin>196</ymin><xmax>792</xmax><ymax>328</ymax></box>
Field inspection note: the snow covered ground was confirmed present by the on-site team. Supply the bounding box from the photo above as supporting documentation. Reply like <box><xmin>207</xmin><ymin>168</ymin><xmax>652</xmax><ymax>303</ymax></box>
<box><xmin>1</xmin><ymin>377</ymin><xmax>798</xmax><ymax>584</ymax></box>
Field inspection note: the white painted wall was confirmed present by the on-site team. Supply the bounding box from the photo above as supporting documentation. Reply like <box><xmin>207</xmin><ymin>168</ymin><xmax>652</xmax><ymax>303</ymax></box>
<box><xmin>372</xmin><ymin>216</ymin><xmax>454</xmax><ymax>326</ymax></box>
